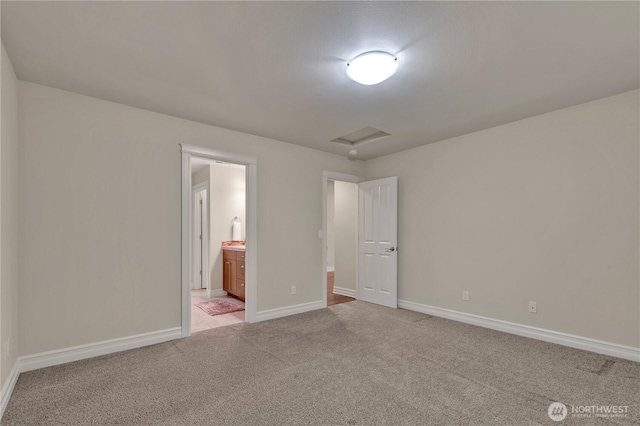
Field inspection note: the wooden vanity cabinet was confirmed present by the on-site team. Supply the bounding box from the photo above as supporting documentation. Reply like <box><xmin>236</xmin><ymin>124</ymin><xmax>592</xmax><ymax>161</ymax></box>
<box><xmin>222</xmin><ymin>248</ymin><xmax>245</xmax><ymax>302</ymax></box>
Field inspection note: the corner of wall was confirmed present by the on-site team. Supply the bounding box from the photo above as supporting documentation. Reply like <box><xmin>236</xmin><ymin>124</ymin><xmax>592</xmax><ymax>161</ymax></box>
<box><xmin>1</xmin><ymin>40</ymin><xmax>21</xmax><ymax>418</ymax></box>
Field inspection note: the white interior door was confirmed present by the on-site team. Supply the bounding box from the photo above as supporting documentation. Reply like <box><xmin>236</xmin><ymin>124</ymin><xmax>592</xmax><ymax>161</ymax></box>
<box><xmin>192</xmin><ymin>190</ymin><xmax>203</xmax><ymax>290</ymax></box>
<box><xmin>358</xmin><ymin>177</ymin><xmax>398</xmax><ymax>308</ymax></box>
<box><xmin>192</xmin><ymin>188</ymin><xmax>209</xmax><ymax>290</ymax></box>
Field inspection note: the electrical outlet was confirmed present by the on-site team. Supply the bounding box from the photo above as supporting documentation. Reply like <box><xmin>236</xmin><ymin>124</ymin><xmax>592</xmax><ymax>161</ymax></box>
<box><xmin>529</xmin><ymin>301</ymin><xmax>537</xmax><ymax>313</ymax></box>
<box><xmin>291</xmin><ymin>286</ymin><xmax>296</xmax><ymax>295</ymax></box>
<box><xmin>462</xmin><ymin>291</ymin><xmax>469</xmax><ymax>301</ymax></box>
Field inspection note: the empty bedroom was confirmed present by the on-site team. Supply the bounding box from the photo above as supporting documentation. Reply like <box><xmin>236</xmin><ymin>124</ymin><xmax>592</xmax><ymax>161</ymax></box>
<box><xmin>1</xmin><ymin>1</ymin><xmax>638</xmax><ymax>424</ymax></box>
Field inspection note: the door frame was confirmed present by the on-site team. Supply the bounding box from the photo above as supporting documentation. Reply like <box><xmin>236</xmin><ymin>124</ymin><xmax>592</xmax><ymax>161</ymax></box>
<box><xmin>181</xmin><ymin>144</ymin><xmax>258</xmax><ymax>337</ymax></box>
<box><xmin>321</xmin><ymin>171</ymin><xmax>365</xmax><ymax>307</ymax></box>
<box><xmin>191</xmin><ymin>181</ymin><xmax>209</xmax><ymax>290</ymax></box>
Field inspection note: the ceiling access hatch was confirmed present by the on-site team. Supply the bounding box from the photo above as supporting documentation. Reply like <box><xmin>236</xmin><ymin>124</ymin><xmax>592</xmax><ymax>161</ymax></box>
<box><xmin>331</xmin><ymin>126</ymin><xmax>390</xmax><ymax>148</ymax></box>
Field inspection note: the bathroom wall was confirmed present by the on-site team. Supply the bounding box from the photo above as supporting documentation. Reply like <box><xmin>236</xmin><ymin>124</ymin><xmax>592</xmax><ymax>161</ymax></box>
<box><xmin>333</xmin><ymin>181</ymin><xmax>358</xmax><ymax>292</ymax></box>
<box><xmin>208</xmin><ymin>163</ymin><xmax>246</xmax><ymax>293</ymax></box>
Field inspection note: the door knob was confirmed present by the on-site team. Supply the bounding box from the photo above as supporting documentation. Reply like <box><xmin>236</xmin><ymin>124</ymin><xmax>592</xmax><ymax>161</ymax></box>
<box><xmin>385</xmin><ymin>247</ymin><xmax>397</xmax><ymax>253</ymax></box>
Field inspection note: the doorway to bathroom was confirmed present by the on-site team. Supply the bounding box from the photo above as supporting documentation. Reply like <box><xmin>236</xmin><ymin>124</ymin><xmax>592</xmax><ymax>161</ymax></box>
<box><xmin>181</xmin><ymin>145</ymin><xmax>258</xmax><ymax>337</ymax></box>
<box><xmin>189</xmin><ymin>158</ymin><xmax>247</xmax><ymax>333</ymax></box>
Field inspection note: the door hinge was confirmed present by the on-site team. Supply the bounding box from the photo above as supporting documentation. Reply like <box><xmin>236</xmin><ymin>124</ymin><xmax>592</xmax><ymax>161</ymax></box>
<box><xmin>200</xmin><ymin>270</ymin><xmax>202</xmax><ymax>275</ymax></box>
<box><xmin>200</xmin><ymin>199</ymin><xmax>203</xmax><ymax>205</ymax></box>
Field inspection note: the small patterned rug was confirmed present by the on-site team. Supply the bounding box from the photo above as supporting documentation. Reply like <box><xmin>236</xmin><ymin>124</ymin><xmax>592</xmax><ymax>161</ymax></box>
<box><xmin>195</xmin><ymin>299</ymin><xmax>245</xmax><ymax>317</ymax></box>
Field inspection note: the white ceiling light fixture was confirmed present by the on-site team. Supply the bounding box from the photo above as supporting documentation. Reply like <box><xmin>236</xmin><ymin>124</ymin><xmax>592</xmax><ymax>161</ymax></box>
<box><xmin>347</xmin><ymin>51</ymin><xmax>398</xmax><ymax>85</ymax></box>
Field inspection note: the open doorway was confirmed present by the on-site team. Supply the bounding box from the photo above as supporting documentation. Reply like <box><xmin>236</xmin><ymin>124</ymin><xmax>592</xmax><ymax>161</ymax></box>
<box><xmin>181</xmin><ymin>145</ymin><xmax>258</xmax><ymax>337</ymax></box>
<box><xmin>323</xmin><ymin>172</ymin><xmax>399</xmax><ymax>310</ymax></box>
<box><xmin>323</xmin><ymin>172</ymin><xmax>362</xmax><ymax>307</ymax></box>
<box><xmin>189</xmin><ymin>158</ymin><xmax>247</xmax><ymax>332</ymax></box>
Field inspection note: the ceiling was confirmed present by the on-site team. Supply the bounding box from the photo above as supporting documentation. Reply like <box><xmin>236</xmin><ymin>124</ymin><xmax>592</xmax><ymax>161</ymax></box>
<box><xmin>2</xmin><ymin>2</ymin><xmax>638</xmax><ymax>160</ymax></box>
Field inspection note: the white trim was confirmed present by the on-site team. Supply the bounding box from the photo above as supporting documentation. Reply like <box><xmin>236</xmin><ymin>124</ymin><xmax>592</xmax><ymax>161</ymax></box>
<box><xmin>181</xmin><ymin>152</ymin><xmax>192</xmax><ymax>337</ymax></box>
<box><xmin>208</xmin><ymin>289</ymin><xmax>228</xmax><ymax>297</ymax></box>
<box><xmin>1</xmin><ymin>360</ymin><xmax>20</xmax><ymax>418</ymax></box>
<box><xmin>256</xmin><ymin>300</ymin><xmax>324</xmax><ymax>322</ymax></box>
<box><xmin>333</xmin><ymin>286</ymin><xmax>356</xmax><ymax>298</ymax></box>
<box><xmin>181</xmin><ymin>144</ymin><xmax>258</xmax><ymax>335</ymax></box>
<box><xmin>20</xmin><ymin>327</ymin><xmax>182</xmax><ymax>373</ymax></box>
<box><xmin>323</xmin><ymin>171</ymin><xmax>365</xmax><ymax>184</ymax></box>
<box><xmin>0</xmin><ymin>327</ymin><xmax>182</xmax><ymax>418</ymax></box>
<box><xmin>245</xmin><ymin>162</ymin><xmax>258</xmax><ymax>323</ymax></box>
<box><xmin>181</xmin><ymin>144</ymin><xmax>255</xmax><ymax>165</ymax></box>
<box><xmin>326</xmin><ymin>266</ymin><xmax>335</xmax><ymax>272</ymax></box>
<box><xmin>321</xmin><ymin>171</ymin><xmax>364</xmax><ymax>308</ymax></box>
<box><xmin>398</xmin><ymin>300</ymin><xmax>640</xmax><ymax>362</ymax></box>
<box><xmin>192</xmin><ymin>182</ymin><xmax>208</xmax><ymax>192</ymax></box>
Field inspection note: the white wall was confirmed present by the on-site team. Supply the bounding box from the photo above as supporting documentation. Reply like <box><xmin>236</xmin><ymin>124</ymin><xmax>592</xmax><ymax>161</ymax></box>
<box><xmin>333</xmin><ymin>181</ymin><xmax>358</xmax><ymax>292</ymax></box>
<box><xmin>17</xmin><ymin>81</ymin><xmax>365</xmax><ymax>356</ymax></box>
<box><xmin>326</xmin><ymin>180</ymin><xmax>335</xmax><ymax>271</ymax></box>
<box><xmin>208</xmin><ymin>163</ymin><xmax>246</xmax><ymax>292</ymax></box>
<box><xmin>10</xmin><ymin>70</ymin><xmax>638</xmax><ymax>358</ymax></box>
<box><xmin>365</xmin><ymin>90</ymin><xmax>639</xmax><ymax>348</ymax></box>
<box><xmin>1</xmin><ymin>43</ymin><xmax>20</xmax><ymax>388</ymax></box>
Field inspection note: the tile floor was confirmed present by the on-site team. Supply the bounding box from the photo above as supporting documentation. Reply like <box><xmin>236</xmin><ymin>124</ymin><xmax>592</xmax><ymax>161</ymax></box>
<box><xmin>191</xmin><ymin>289</ymin><xmax>245</xmax><ymax>333</ymax></box>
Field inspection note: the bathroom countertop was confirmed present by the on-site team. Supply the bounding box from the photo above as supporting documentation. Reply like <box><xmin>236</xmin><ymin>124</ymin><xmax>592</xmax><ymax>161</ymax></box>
<box><xmin>222</xmin><ymin>241</ymin><xmax>245</xmax><ymax>251</ymax></box>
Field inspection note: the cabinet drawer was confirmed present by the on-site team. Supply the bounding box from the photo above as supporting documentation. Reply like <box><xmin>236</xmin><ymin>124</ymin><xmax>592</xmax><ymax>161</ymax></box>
<box><xmin>223</xmin><ymin>249</ymin><xmax>237</xmax><ymax>260</ymax></box>
<box><xmin>237</xmin><ymin>261</ymin><xmax>245</xmax><ymax>279</ymax></box>
<box><xmin>237</xmin><ymin>251</ymin><xmax>246</xmax><ymax>261</ymax></box>
<box><xmin>236</xmin><ymin>279</ymin><xmax>245</xmax><ymax>301</ymax></box>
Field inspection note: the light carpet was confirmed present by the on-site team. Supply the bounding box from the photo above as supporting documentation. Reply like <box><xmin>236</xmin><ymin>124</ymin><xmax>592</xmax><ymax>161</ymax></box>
<box><xmin>2</xmin><ymin>301</ymin><xmax>638</xmax><ymax>425</ymax></box>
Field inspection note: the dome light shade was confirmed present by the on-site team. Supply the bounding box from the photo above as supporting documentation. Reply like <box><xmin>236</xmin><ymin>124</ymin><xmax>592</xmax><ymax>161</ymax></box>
<box><xmin>346</xmin><ymin>51</ymin><xmax>398</xmax><ymax>85</ymax></box>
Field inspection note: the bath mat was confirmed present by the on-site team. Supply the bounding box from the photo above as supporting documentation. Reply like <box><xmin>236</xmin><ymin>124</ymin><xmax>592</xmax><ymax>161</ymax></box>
<box><xmin>195</xmin><ymin>299</ymin><xmax>245</xmax><ymax>317</ymax></box>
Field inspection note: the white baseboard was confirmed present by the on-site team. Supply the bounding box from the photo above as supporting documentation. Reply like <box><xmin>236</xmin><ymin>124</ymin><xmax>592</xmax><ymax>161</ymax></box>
<box><xmin>333</xmin><ymin>286</ymin><xmax>356</xmax><ymax>298</ymax></box>
<box><xmin>1</xmin><ymin>359</ymin><xmax>21</xmax><ymax>418</ymax></box>
<box><xmin>0</xmin><ymin>326</ymin><xmax>182</xmax><ymax>419</ymax></box>
<box><xmin>327</xmin><ymin>267</ymin><xmax>335</xmax><ymax>272</ymax></box>
<box><xmin>398</xmin><ymin>300</ymin><xmax>640</xmax><ymax>362</ymax></box>
<box><xmin>256</xmin><ymin>300</ymin><xmax>324</xmax><ymax>322</ymax></box>
<box><xmin>20</xmin><ymin>327</ymin><xmax>182</xmax><ymax>373</ymax></box>
<box><xmin>208</xmin><ymin>288</ymin><xmax>228</xmax><ymax>297</ymax></box>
